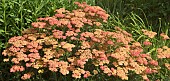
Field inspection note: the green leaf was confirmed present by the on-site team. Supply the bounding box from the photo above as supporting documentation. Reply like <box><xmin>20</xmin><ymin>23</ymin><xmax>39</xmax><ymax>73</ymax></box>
<box><xmin>15</xmin><ymin>18</ymin><xmax>20</xmax><ymax>21</ymax></box>
<box><xmin>0</xmin><ymin>19</ymin><xmax>4</xmax><ymax>23</ymax></box>
<box><xmin>0</xmin><ymin>29</ymin><xmax>5</xmax><ymax>33</ymax></box>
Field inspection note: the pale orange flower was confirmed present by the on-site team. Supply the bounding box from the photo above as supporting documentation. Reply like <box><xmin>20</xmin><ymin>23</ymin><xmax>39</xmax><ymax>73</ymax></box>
<box><xmin>157</xmin><ymin>46</ymin><xmax>170</xmax><ymax>59</ymax></box>
<box><xmin>21</xmin><ymin>73</ymin><xmax>31</xmax><ymax>80</ymax></box>
<box><xmin>103</xmin><ymin>67</ymin><xmax>112</xmax><ymax>74</ymax></box>
<box><xmin>142</xmin><ymin>29</ymin><xmax>157</xmax><ymax>38</ymax></box>
<box><xmin>55</xmin><ymin>8</ymin><xmax>66</xmax><ymax>14</ymax></box>
<box><xmin>93</xmin><ymin>22</ymin><xmax>101</xmax><ymax>26</ymax></box>
<box><xmin>116</xmin><ymin>67</ymin><xmax>128</xmax><ymax>80</ymax></box>
<box><xmin>160</xmin><ymin>33</ymin><xmax>169</xmax><ymax>40</ymax></box>
<box><xmin>93</xmin><ymin>70</ymin><xmax>98</xmax><ymax>75</ymax></box>
<box><xmin>83</xmin><ymin>71</ymin><xmax>91</xmax><ymax>78</ymax></box>
<box><xmin>142</xmin><ymin>75</ymin><xmax>149</xmax><ymax>81</ymax></box>
<box><xmin>74</xmin><ymin>11</ymin><xmax>85</xmax><ymax>17</ymax></box>
<box><xmin>165</xmin><ymin>63</ymin><xmax>170</xmax><ymax>70</ymax></box>
<box><xmin>72</xmin><ymin>69</ymin><xmax>81</xmax><ymax>78</ymax></box>
<box><xmin>81</xmin><ymin>41</ymin><xmax>91</xmax><ymax>49</ymax></box>
<box><xmin>60</xmin><ymin>43</ymin><xmax>75</xmax><ymax>52</ymax></box>
<box><xmin>60</xmin><ymin>68</ymin><xmax>69</xmax><ymax>75</ymax></box>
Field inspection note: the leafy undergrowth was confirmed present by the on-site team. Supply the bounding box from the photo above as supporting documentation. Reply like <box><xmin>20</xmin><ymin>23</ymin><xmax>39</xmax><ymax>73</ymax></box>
<box><xmin>1</xmin><ymin>1</ymin><xmax>170</xmax><ymax>81</ymax></box>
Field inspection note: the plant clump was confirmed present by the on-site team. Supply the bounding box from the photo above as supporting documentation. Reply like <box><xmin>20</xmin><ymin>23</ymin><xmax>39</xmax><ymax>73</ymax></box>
<box><xmin>2</xmin><ymin>2</ymin><xmax>170</xmax><ymax>81</ymax></box>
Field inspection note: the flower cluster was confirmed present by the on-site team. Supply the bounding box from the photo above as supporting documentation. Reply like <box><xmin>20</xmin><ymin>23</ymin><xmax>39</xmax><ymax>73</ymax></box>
<box><xmin>2</xmin><ymin>2</ymin><xmax>170</xmax><ymax>81</ymax></box>
<box><xmin>165</xmin><ymin>63</ymin><xmax>170</xmax><ymax>70</ymax></box>
<box><xmin>32</xmin><ymin>2</ymin><xmax>109</xmax><ymax>32</ymax></box>
<box><xmin>157</xmin><ymin>46</ymin><xmax>170</xmax><ymax>59</ymax></box>
<box><xmin>160</xmin><ymin>33</ymin><xmax>169</xmax><ymax>40</ymax></box>
<box><xmin>142</xmin><ymin>29</ymin><xmax>157</xmax><ymax>38</ymax></box>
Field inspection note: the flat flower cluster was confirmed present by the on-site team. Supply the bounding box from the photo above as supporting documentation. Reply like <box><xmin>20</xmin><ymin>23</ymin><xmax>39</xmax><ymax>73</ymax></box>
<box><xmin>2</xmin><ymin>2</ymin><xmax>170</xmax><ymax>81</ymax></box>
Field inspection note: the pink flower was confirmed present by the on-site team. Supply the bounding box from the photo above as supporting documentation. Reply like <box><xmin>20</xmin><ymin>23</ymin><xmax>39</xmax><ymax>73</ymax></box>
<box><xmin>67</xmin><ymin>23</ymin><xmax>72</xmax><ymax>29</ymax></box>
<box><xmin>9</xmin><ymin>46</ymin><xmax>20</xmax><ymax>52</ymax></box>
<box><xmin>143</xmin><ymin>59</ymin><xmax>148</xmax><ymax>65</ymax></box>
<box><xmin>84</xmin><ymin>7</ymin><xmax>89</xmax><ymax>12</ymax></box>
<box><xmin>130</xmin><ymin>50</ymin><xmax>140</xmax><ymax>57</ymax></box>
<box><xmin>80</xmin><ymin>37</ymin><xmax>87</xmax><ymax>41</ymax></box>
<box><xmin>10</xmin><ymin>65</ymin><xmax>19</xmax><ymax>72</ymax></box>
<box><xmin>71</xmin><ymin>36</ymin><xmax>78</xmax><ymax>40</ymax></box>
<box><xmin>83</xmin><ymin>73</ymin><xmax>88</xmax><ymax>78</ymax></box>
<box><xmin>11</xmin><ymin>58</ymin><xmax>19</xmax><ymax>64</ymax></box>
<box><xmin>140</xmin><ymin>54</ymin><xmax>147</xmax><ymax>58</ymax></box>
<box><xmin>62</xmin><ymin>36</ymin><xmax>66</xmax><ymax>39</ymax></box>
<box><xmin>140</xmin><ymin>54</ymin><xmax>152</xmax><ymax>60</ymax></box>
<box><xmin>30</xmin><ymin>58</ymin><xmax>36</xmax><ymax>62</ymax></box>
<box><xmin>145</xmin><ymin>67</ymin><xmax>152</xmax><ymax>74</ymax></box>
<box><xmin>149</xmin><ymin>60</ymin><xmax>158</xmax><ymax>66</ymax></box>
<box><xmin>100</xmin><ymin>65</ymin><xmax>105</xmax><ymax>70</ymax></box>
<box><xmin>28</xmin><ymin>53</ymin><xmax>40</xmax><ymax>59</ymax></box>
<box><xmin>65</xmin><ymin>31</ymin><xmax>75</xmax><ymax>37</ymax></box>
<box><xmin>91</xmin><ymin>37</ymin><xmax>100</xmax><ymax>42</ymax></box>
<box><xmin>8</xmin><ymin>36</ymin><xmax>23</xmax><ymax>43</ymax></box>
<box><xmin>66</xmin><ymin>48</ymin><xmax>72</xmax><ymax>52</ymax></box>
<box><xmin>136</xmin><ymin>57</ymin><xmax>143</xmax><ymax>64</ymax></box>
<box><xmin>31</xmin><ymin>22</ymin><xmax>46</xmax><ymax>28</ymax></box>
<box><xmin>37</xmin><ymin>46</ymin><xmax>42</xmax><ymax>49</ymax></box>
<box><xmin>83</xmin><ymin>71</ymin><xmax>91</xmax><ymax>78</ymax></box>
<box><xmin>107</xmin><ymin>40</ymin><xmax>114</xmax><ymax>45</ymax></box>
<box><xmin>19</xmin><ymin>66</ymin><xmax>25</xmax><ymax>71</ymax></box>
<box><xmin>29</xmin><ymin>48</ymin><xmax>38</xmax><ymax>53</ymax></box>
<box><xmin>21</xmin><ymin>73</ymin><xmax>31</xmax><ymax>80</ymax></box>
<box><xmin>143</xmin><ymin>40</ymin><xmax>152</xmax><ymax>46</ymax></box>
<box><xmin>26</xmin><ymin>63</ymin><xmax>32</xmax><ymax>67</ymax></box>
<box><xmin>49</xmin><ymin>67</ymin><xmax>58</xmax><ymax>72</ymax></box>
<box><xmin>89</xmin><ymin>12</ymin><xmax>95</xmax><ymax>16</ymax></box>
<box><xmin>75</xmin><ymin>29</ymin><xmax>81</xmax><ymax>33</ymax></box>
<box><xmin>55</xmin><ymin>14</ymin><xmax>65</xmax><ymax>18</ymax></box>
<box><xmin>151</xmin><ymin>69</ymin><xmax>158</xmax><ymax>73</ymax></box>
<box><xmin>27</xmin><ymin>45</ymin><xmax>33</xmax><ymax>49</ymax></box>
<box><xmin>77</xmin><ymin>59</ymin><xmax>86</xmax><ymax>66</ymax></box>
<box><xmin>10</xmin><ymin>65</ymin><xmax>24</xmax><ymax>72</ymax></box>
<box><xmin>53</xmin><ymin>30</ymin><xmax>64</xmax><ymax>39</ymax></box>
<box><xmin>48</xmin><ymin>17</ymin><xmax>60</xmax><ymax>26</ymax></box>
<box><xmin>100</xmin><ymin>57</ymin><xmax>107</xmax><ymax>60</ymax></box>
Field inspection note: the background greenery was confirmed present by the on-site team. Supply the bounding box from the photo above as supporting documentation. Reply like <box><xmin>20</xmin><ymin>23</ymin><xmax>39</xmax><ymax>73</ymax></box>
<box><xmin>0</xmin><ymin>0</ymin><xmax>170</xmax><ymax>81</ymax></box>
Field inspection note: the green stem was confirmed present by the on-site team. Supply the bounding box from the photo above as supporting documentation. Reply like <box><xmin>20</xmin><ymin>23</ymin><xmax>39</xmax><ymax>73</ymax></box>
<box><xmin>158</xmin><ymin>18</ymin><xmax>162</xmax><ymax>35</ymax></box>
<box><xmin>20</xmin><ymin>8</ymin><xmax>23</xmax><ymax>35</ymax></box>
<box><xmin>2</xmin><ymin>0</ymin><xmax>7</xmax><ymax>34</ymax></box>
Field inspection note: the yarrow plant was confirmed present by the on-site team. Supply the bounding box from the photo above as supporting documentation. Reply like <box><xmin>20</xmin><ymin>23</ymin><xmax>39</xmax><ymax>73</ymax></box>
<box><xmin>2</xmin><ymin>2</ymin><xmax>170</xmax><ymax>81</ymax></box>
